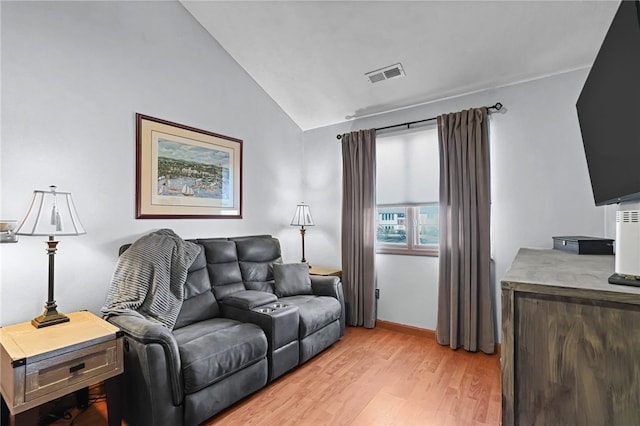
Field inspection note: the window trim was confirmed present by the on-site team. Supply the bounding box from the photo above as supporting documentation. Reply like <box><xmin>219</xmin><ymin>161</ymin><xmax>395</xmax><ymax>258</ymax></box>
<box><xmin>376</xmin><ymin>203</ymin><xmax>439</xmax><ymax>257</ymax></box>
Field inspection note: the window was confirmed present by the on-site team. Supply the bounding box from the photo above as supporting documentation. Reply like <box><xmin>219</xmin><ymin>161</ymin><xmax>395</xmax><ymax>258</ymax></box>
<box><xmin>376</xmin><ymin>204</ymin><xmax>438</xmax><ymax>255</ymax></box>
<box><xmin>376</xmin><ymin>126</ymin><xmax>439</xmax><ymax>256</ymax></box>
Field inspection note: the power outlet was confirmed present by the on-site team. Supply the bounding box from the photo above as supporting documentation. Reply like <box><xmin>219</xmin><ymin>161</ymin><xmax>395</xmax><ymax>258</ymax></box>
<box><xmin>375</xmin><ymin>289</ymin><xmax>380</xmax><ymax>299</ymax></box>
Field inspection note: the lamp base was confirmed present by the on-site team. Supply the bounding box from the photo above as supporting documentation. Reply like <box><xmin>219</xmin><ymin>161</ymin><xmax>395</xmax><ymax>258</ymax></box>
<box><xmin>31</xmin><ymin>303</ymin><xmax>69</xmax><ymax>328</ymax></box>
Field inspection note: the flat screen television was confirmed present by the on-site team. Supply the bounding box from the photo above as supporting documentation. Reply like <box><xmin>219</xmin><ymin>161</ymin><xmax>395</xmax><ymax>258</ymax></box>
<box><xmin>577</xmin><ymin>0</ymin><xmax>640</xmax><ymax>206</ymax></box>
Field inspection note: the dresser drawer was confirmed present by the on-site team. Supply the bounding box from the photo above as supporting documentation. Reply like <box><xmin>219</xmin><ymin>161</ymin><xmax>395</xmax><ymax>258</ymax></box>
<box><xmin>25</xmin><ymin>340</ymin><xmax>119</xmax><ymax>402</ymax></box>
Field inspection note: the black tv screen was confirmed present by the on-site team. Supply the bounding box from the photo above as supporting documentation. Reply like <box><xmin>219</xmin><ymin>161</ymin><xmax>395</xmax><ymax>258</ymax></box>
<box><xmin>577</xmin><ymin>0</ymin><xmax>640</xmax><ymax>206</ymax></box>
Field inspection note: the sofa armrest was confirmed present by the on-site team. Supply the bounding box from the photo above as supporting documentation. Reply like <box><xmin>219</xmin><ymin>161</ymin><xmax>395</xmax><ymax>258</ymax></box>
<box><xmin>223</xmin><ymin>290</ymin><xmax>278</xmax><ymax>309</ymax></box>
<box><xmin>107</xmin><ymin>315</ymin><xmax>183</xmax><ymax>405</ymax></box>
<box><xmin>311</xmin><ymin>276</ymin><xmax>346</xmax><ymax>336</ymax></box>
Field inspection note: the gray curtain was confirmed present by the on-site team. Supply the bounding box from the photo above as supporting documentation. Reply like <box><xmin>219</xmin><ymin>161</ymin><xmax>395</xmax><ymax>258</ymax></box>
<box><xmin>436</xmin><ymin>108</ymin><xmax>495</xmax><ymax>354</ymax></box>
<box><xmin>341</xmin><ymin>129</ymin><xmax>377</xmax><ymax>328</ymax></box>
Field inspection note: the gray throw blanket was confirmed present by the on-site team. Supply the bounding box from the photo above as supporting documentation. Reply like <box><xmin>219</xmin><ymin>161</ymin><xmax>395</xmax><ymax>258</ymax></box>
<box><xmin>101</xmin><ymin>229</ymin><xmax>201</xmax><ymax>329</ymax></box>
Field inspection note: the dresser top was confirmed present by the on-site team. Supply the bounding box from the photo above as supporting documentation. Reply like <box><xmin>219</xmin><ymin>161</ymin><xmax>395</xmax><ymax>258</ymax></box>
<box><xmin>0</xmin><ymin>311</ymin><xmax>119</xmax><ymax>363</ymax></box>
<box><xmin>502</xmin><ymin>248</ymin><xmax>640</xmax><ymax>301</ymax></box>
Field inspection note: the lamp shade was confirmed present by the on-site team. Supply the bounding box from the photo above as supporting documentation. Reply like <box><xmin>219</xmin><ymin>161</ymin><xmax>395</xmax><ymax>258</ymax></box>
<box><xmin>16</xmin><ymin>186</ymin><xmax>86</xmax><ymax>236</ymax></box>
<box><xmin>290</xmin><ymin>203</ymin><xmax>314</xmax><ymax>227</ymax></box>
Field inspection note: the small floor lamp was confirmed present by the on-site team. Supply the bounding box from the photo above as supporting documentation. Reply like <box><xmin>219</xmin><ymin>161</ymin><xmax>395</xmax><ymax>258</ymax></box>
<box><xmin>290</xmin><ymin>203</ymin><xmax>314</xmax><ymax>264</ymax></box>
<box><xmin>16</xmin><ymin>185</ymin><xmax>86</xmax><ymax>328</ymax></box>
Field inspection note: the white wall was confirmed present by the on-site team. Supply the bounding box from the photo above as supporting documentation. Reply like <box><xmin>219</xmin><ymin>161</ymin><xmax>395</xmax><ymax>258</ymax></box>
<box><xmin>303</xmin><ymin>69</ymin><xmax>606</xmax><ymax>337</ymax></box>
<box><xmin>0</xmin><ymin>1</ymin><xmax>303</xmax><ymax>326</ymax></box>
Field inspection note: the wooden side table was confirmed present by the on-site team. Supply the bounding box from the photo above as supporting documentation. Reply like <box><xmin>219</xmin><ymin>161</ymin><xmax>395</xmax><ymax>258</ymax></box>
<box><xmin>0</xmin><ymin>311</ymin><xmax>123</xmax><ymax>426</ymax></box>
<box><xmin>309</xmin><ymin>266</ymin><xmax>342</xmax><ymax>278</ymax></box>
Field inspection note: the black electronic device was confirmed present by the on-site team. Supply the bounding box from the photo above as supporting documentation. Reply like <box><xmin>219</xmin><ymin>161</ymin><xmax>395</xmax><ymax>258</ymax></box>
<box><xmin>577</xmin><ymin>0</ymin><xmax>640</xmax><ymax>206</ymax></box>
<box><xmin>552</xmin><ymin>236</ymin><xmax>614</xmax><ymax>255</ymax></box>
<box><xmin>608</xmin><ymin>273</ymin><xmax>640</xmax><ymax>287</ymax></box>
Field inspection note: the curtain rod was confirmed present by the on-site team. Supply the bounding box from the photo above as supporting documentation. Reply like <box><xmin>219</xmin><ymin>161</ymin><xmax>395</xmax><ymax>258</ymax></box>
<box><xmin>335</xmin><ymin>102</ymin><xmax>503</xmax><ymax>140</ymax></box>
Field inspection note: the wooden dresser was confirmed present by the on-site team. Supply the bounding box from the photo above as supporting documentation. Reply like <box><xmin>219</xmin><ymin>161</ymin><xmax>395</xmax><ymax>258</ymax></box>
<box><xmin>501</xmin><ymin>248</ymin><xmax>640</xmax><ymax>425</ymax></box>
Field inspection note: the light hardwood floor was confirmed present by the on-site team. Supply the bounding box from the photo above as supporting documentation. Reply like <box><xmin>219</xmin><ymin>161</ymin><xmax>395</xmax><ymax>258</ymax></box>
<box><xmin>58</xmin><ymin>326</ymin><xmax>501</xmax><ymax>425</ymax></box>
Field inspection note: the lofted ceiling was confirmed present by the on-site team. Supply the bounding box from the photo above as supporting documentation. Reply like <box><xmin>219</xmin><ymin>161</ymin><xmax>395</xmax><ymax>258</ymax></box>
<box><xmin>181</xmin><ymin>1</ymin><xmax>620</xmax><ymax>131</ymax></box>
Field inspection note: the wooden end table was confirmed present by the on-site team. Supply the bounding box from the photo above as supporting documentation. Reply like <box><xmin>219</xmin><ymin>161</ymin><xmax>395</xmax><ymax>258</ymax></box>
<box><xmin>0</xmin><ymin>311</ymin><xmax>123</xmax><ymax>426</ymax></box>
<box><xmin>309</xmin><ymin>266</ymin><xmax>342</xmax><ymax>278</ymax></box>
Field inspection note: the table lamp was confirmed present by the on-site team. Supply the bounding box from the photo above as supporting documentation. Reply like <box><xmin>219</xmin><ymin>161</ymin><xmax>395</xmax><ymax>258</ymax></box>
<box><xmin>15</xmin><ymin>185</ymin><xmax>86</xmax><ymax>328</ymax></box>
<box><xmin>290</xmin><ymin>203</ymin><xmax>314</xmax><ymax>264</ymax></box>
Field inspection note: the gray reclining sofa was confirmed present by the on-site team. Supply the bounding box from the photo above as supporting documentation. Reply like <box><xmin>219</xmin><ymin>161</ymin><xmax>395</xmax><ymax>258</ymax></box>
<box><xmin>106</xmin><ymin>234</ymin><xmax>345</xmax><ymax>426</ymax></box>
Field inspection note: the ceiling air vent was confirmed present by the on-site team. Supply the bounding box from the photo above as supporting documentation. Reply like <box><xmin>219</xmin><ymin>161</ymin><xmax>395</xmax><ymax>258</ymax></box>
<box><xmin>365</xmin><ymin>63</ymin><xmax>405</xmax><ymax>84</ymax></box>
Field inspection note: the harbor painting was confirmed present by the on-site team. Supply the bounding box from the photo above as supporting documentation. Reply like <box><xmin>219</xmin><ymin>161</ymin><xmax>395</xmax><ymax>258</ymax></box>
<box><xmin>136</xmin><ymin>114</ymin><xmax>242</xmax><ymax>219</ymax></box>
<box><xmin>155</xmin><ymin>138</ymin><xmax>231</xmax><ymax>205</ymax></box>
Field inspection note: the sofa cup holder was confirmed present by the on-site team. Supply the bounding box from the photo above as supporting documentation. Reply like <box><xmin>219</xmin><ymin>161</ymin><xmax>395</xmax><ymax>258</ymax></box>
<box><xmin>256</xmin><ymin>303</ymin><xmax>289</xmax><ymax>314</ymax></box>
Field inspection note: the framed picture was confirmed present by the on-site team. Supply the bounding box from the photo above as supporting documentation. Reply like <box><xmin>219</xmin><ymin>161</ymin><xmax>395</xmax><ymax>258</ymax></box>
<box><xmin>0</xmin><ymin>220</ymin><xmax>18</xmax><ymax>243</ymax></box>
<box><xmin>136</xmin><ymin>114</ymin><xmax>242</xmax><ymax>219</ymax></box>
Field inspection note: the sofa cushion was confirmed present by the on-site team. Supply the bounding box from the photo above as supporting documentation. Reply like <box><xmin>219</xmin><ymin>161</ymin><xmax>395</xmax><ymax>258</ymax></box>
<box><xmin>198</xmin><ymin>239</ymin><xmax>246</xmax><ymax>300</ymax></box>
<box><xmin>234</xmin><ymin>236</ymin><xmax>282</xmax><ymax>291</ymax></box>
<box><xmin>271</xmin><ymin>263</ymin><xmax>313</xmax><ymax>297</ymax></box>
<box><xmin>244</xmin><ymin>280</ymin><xmax>276</xmax><ymax>293</ymax></box>
<box><xmin>174</xmin><ymin>248</ymin><xmax>220</xmax><ymax>330</ymax></box>
<box><xmin>173</xmin><ymin>318</ymin><xmax>267</xmax><ymax>395</ymax></box>
<box><xmin>278</xmin><ymin>295</ymin><xmax>341</xmax><ymax>338</ymax></box>
<box><xmin>233</xmin><ymin>236</ymin><xmax>281</xmax><ymax>262</ymax></box>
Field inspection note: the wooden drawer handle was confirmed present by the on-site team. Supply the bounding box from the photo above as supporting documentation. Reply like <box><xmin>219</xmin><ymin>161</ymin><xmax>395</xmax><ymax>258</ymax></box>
<box><xmin>69</xmin><ymin>362</ymin><xmax>85</xmax><ymax>373</ymax></box>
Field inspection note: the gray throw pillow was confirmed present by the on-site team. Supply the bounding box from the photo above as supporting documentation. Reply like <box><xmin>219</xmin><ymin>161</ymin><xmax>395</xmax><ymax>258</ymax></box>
<box><xmin>272</xmin><ymin>263</ymin><xmax>313</xmax><ymax>297</ymax></box>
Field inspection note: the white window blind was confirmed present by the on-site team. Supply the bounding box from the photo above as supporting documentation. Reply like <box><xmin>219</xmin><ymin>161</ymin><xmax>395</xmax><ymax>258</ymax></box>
<box><xmin>376</xmin><ymin>126</ymin><xmax>439</xmax><ymax>205</ymax></box>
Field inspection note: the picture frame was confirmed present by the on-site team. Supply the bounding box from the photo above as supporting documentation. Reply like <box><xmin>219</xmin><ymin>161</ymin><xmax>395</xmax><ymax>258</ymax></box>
<box><xmin>136</xmin><ymin>113</ymin><xmax>243</xmax><ymax>219</ymax></box>
<box><xmin>0</xmin><ymin>220</ymin><xmax>18</xmax><ymax>243</ymax></box>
